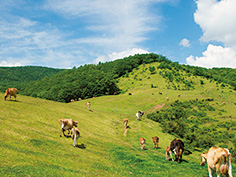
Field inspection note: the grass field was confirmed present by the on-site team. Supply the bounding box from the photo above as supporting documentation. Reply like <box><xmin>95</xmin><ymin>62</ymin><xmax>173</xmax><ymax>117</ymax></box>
<box><xmin>1</xmin><ymin>63</ymin><xmax>235</xmax><ymax>176</ymax></box>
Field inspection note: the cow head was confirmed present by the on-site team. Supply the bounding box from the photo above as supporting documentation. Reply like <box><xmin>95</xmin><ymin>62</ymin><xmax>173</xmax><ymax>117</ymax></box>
<box><xmin>139</xmin><ymin>111</ymin><xmax>144</xmax><ymax>116</ymax></box>
<box><xmin>200</xmin><ymin>153</ymin><xmax>207</xmax><ymax>166</ymax></box>
<box><xmin>73</xmin><ymin>121</ymin><xmax>78</xmax><ymax>127</ymax></box>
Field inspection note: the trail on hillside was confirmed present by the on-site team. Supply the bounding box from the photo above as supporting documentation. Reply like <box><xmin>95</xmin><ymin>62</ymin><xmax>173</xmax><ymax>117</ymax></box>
<box><xmin>146</xmin><ymin>103</ymin><xmax>166</xmax><ymax>113</ymax></box>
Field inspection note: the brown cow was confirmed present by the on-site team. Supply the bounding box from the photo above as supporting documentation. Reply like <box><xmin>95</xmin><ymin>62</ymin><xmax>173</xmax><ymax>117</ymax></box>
<box><xmin>200</xmin><ymin>147</ymin><xmax>233</xmax><ymax>177</ymax></box>
<box><xmin>166</xmin><ymin>146</ymin><xmax>174</xmax><ymax>161</ymax></box>
<box><xmin>123</xmin><ymin>118</ymin><xmax>128</xmax><ymax>129</ymax></box>
<box><xmin>4</xmin><ymin>88</ymin><xmax>17</xmax><ymax>101</ymax></box>
<box><xmin>152</xmin><ymin>136</ymin><xmax>159</xmax><ymax>149</ymax></box>
<box><xmin>59</xmin><ymin>119</ymin><xmax>78</xmax><ymax>137</ymax></box>
<box><xmin>71</xmin><ymin>127</ymin><xmax>80</xmax><ymax>147</ymax></box>
<box><xmin>166</xmin><ymin>97</ymin><xmax>169</xmax><ymax>101</ymax></box>
<box><xmin>140</xmin><ymin>137</ymin><xmax>146</xmax><ymax>150</ymax></box>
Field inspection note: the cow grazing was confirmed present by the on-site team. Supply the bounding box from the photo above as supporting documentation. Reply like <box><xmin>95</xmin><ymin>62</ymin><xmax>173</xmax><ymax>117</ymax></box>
<box><xmin>152</xmin><ymin>136</ymin><xmax>159</xmax><ymax>149</ymax></box>
<box><xmin>4</xmin><ymin>88</ymin><xmax>17</xmax><ymax>101</ymax></box>
<box><xmin>178</xmin><ymin>94</ymin><xmax>181</xmax><ymax>97</ymax></box>
<box><xmin>170</xmin><ymin>138</ymin><xmax>184</xmax><ymax>163</ymax></box>
<box><xmin>123</xmin><ymin>118</ymin><xmax>128</xmax><ymax>129</ymax></box>
<box><xmin>166</xmin><ymin>146</ymin><xmax>174</xmax><ymax>161</ymax></box>
<box><xmin>200</xmin><ymin>147</ymin><xmax>233</xmax><ymax>177</ymax></box>
<box><xmin>86</xmin><ymin>102</ymin><xmax>91</xmax><ymax>110</ymax></box>
<box><xmin>71</xmin><ymin>127</ymin><xmax>80</xmax><ymax>147</ymax></box>
<box><xmin>59</xmin><ymin>119</ymin><xmax>78</xmax><ymax>137</ymax></box>
<box><xmin>166</xmin><ymin>97</ymin><xmax>169</xmax><ymax>101</ymax></box>
<box><xmin>140</xmin><ymin>137</ymin><xmax>146</xmax><ymax>150</ymax></box>
<box><xmin>222</xmin><ymin>102</ymin><xmax>226</xmax><ymax>105</ymax></box>
<box><xmin>136</xmin><ymin>111</ymin><xmax>144</xmax><ymax>121</ymax></box>
<box><xmin>159</xmin><ymin>92</ymin><xmax>162</xmax><ymax>95</ymax></box>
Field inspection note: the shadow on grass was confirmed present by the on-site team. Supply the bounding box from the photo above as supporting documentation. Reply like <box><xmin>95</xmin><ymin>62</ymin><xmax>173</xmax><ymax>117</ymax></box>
<box><xmin>5</xmin><ymin>100</ymin><xmax>22</xmax><ymax>103</ymax></box>
<box><xmin>76</xmin><ymin>144</ymin><xmax>86</xmax><ymax>149</ymax></box>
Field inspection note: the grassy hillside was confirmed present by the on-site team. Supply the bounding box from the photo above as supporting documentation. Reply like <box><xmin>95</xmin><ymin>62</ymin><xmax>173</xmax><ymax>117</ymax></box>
<box><xmin>0</xmin><ymin>66</ymin><xmax>64</xmax><ymax>92</ymax></box>
<box><xmin>1</xmin><ymin>62</ymin><xmax>236</xmax><ymax>176</ymax></box>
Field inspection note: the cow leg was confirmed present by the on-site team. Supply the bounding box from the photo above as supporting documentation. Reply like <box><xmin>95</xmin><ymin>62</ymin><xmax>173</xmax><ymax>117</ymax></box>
<box><xmin>10</xmin><ymin>96</ymin><xmax>11</xmax><ymax>100</ymax></box>
<box><xmin>67</xmin><ymin>130</ymin><xmax>70</xmax><ymax>135</ymax></box>
<box><xmin>14</xmin><ymin>96</ymin><xmax>16</xmax><ymax>101</ymax></box>
<box><xmin>208</xmin><ymin>166</ymin><xmax>214</xmax><ymax>177</ymax></box>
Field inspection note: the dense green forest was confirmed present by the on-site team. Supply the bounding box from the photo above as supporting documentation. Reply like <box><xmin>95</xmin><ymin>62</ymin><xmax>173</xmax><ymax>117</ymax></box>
<box><xmin>1</xmin><ymin>53</ymin><xmax>236</xmax><ymax>103</ymax></box>
<box><xmin>0</xmin><ymin>66</ymin><xmax>64</xmax><ymax>92</ymax></box>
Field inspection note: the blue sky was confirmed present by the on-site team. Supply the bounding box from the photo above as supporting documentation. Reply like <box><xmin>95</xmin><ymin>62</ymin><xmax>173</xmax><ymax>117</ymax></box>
<box><xmin>0</xmin><ymin>0</ymin><xmax>236</xmax><ymax>68</ymax></box>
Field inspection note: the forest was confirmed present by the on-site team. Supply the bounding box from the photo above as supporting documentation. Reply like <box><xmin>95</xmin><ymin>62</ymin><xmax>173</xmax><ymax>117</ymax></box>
<box><xmin>1</xmin><ymin>53</ymin><xmax>236</xmax><ymax>103</ymax></box>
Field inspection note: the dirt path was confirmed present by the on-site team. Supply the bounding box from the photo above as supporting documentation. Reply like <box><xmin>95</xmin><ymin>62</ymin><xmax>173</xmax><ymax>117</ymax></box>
<box><xmin>146</xmin><ymin>103</ymin><xmax>166</xmax><ymax>113</ymax></box>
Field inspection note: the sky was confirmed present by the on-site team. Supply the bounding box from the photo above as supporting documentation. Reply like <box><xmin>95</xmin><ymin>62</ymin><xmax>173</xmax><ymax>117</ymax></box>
<box><xmin>0</xmin><ymin>0</ymin><xmax>236</xmax><ymax>69</ymax></box>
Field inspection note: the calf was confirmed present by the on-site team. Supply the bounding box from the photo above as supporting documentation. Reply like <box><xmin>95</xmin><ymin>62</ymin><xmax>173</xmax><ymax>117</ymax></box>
<box><xmin>71</xmin><ymin>127</ymin><xmax>80</xmax><ymax>147</ymax></box>
<box><xmin>136</xmin><ymin>111</ymin><xmax>144</xmax><ymax>121</ymax></box>
<box><xmin>152</xmin><ymin>136</ymin><xmax>159</xmax><ymax>149</ymax></box>
<box><xmin>59</xmin><ymin>119</ymin><xmax>78</xmax><ymax>137</ymax></box>
<box><xmin>170</xmin><ymin>138</ymin><xmax>184</xmax><ymax>163</ymax></box>
<box><xmin>4</xmin><ymin>88</ymin><xmax>17</xmax><ymax>101</ymax></box>
<box><xmin>140</xmin><ymin>137</ymin><xmax>146</xmax><ymax>150</ymax></box>
<box><xmin>200</xmin><ymin>147</ymin><xmax>233</xmax><ymax>177</ymax></box>
<box><xmin>123</xmin><ymin>118</ymin><xmax>128</xmax><ymax>129</ymax></box>
<box><xmin>86</xmin><ymin>102</ymin><xmax>91</xmax><ymax>110</ymax></box>
<box><xmin>166</xmin><ymin>146</ymin><xmax>174</xmax><ymax>161</ymax></box>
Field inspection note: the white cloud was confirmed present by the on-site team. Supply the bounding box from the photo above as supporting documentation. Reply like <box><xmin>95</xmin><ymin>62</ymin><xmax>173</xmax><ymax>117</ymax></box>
<box><xmin>93</xmin><ymin>48</ymin><xmax>149</xmax><ymax>64</ymax></box>
<box><xmin>188</xmin><ymin>0</ymin><xmax>236</xmax><ymax>68</ymax></box>
<box><xmin>186</xmin><ymin>44</ymin><xmax>236</xmax><ymax>68</ymax></box>
<box><xmin>194</xmin><ymin>0</ymin><xmax>236</xmax><ymax>46</ymax></box>
<box><xmin>179</xmin><ymin>38</ymin><xmax>190</xmax><ymax>47</ymax></box>
<box><xmin>0</xmin><ymin>60</ymin><xmax>22</xmax><ymax>67</ymax></box>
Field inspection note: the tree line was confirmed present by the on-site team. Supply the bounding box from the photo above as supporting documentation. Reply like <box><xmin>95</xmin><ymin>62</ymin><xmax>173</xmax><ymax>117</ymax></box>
<box><xmin>1</xmin><ymin>53</ymin><xmax>235</xmax><ymax>103</ymax></box>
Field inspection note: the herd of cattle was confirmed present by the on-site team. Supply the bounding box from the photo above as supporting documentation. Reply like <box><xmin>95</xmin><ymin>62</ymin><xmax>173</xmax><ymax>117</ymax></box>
<box><xmin>4</xmin><ymin>88</ymin><xmax>233</xmax><ymax>177</ymax></box>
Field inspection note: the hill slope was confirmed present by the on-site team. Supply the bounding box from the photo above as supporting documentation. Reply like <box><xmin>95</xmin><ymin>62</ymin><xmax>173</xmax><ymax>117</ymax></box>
<box><xmin>1</xmin><ymin>62</ymin><xmax>236</xmax><ymax>176</ymax></box>
<box><xmin>0</xmin><ymin>66</ymin><xmax>64</xmax><ymax>92</ymax></box>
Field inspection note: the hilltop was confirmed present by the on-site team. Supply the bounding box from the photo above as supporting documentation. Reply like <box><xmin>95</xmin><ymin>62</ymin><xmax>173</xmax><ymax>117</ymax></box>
<box><xmin>0</xmin><ymin>59</ymin><xmax>236</xmax><ymax>176</ymax></box>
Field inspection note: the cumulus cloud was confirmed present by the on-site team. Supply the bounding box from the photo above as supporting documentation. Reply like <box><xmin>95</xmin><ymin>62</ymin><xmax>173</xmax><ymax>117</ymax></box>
<box><xmin>188</xmin><ymin>0</ymin><xmax>236</xmax><ymax>68</ymax></box>
<box><xmin>0</xmin><ymin>60</ymin><xmax>22</xmax><ymax>67</ymax></box>
<box><xmin>179</xmin><ymin>38</ymin><xmax>190</xmax><ymax>47</ymax></box>
<box><xmin>186</xmin><ymin>44</ymin><xmax>236</xmax><ymax>68</ymax></box>
<box><xmin>93</xmin><ymin>48</ymin><xmax>149</xmax><ymax>64</ymax></box>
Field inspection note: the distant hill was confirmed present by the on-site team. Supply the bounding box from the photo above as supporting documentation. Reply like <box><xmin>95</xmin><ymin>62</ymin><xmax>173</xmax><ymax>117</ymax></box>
<box><xmin>0</xmin><ymin>66</ymin><xmax>64</xmax><ymax>92</ymax></box>
<box><xmin>1</xmin><ymin>54</ymin><xmax>235</xmax><ymax>103</ymax></box>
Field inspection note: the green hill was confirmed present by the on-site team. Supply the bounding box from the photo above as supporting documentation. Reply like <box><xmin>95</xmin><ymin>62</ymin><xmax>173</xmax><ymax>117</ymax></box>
<box><xmin>0</xmin><ymin>66</ymin><xmax>64</xmax><ymax>92</ymax></box>
<box><xmin>1</xmin><ymin>61</ymin><xmax>236</xmax><ymax>176</ymax></box>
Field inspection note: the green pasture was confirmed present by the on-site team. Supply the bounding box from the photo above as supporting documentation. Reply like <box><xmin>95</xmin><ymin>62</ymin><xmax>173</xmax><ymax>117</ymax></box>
<box><xmin>0</xmin><ymin>62</ymin><xmax>235</xmax><ymax>176</ymax></box>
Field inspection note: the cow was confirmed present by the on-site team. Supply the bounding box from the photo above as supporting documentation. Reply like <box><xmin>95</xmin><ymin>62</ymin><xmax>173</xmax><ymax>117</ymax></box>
<box><xmin>140</xmin><ymin>137</ymin><xmax>146</xmax><ymax>150</ymax></box>
<box><xmin>178</xmin><ymin>94</ymin><xmax>181</xmax><ymax>97</ymax></box>
<box><xmin>71</xmin><ymin>127</ymin><xmax>80</xmax><ymax>147</ymax></box>
<box><xmin>86</xmin><ymin>102</ymin><xmax>91</xmax><ymax>110</ymax></box>
<box><xmin>159</xmin><ymin>92</ymin><xmax>162</xmax><ymax>95</ymax></box>
<box><xmin>123</xmin><ymin>118</ymin><xmax>128</xmax><ymax>129</ymax></box>
<box><xmin>152</xmin><ymin>136</ymin><xmax>159</xmax><ymax>149</ymax></box>
<box><xmin>166</xmin><ymin>97</ymin><xmax>169</xmax><ymax>101</ymax></box>
<box><xmin>59</xmin><ymin>119</ymin><xmax>78</xmax><ymax>137</ymax></box>
<box><xmin>136</xmin><ymin>111</ymin><xmax>144</xmax><ymax>121</ymax></box>
<box><xmin>170</xmin><ymin>138</ymin><xmax>184</xmax><ymax>163</ymax></box>
<box><xmin>200</xmin><ymin>147</ymin><xmax>233</xmax><ymax>177</ymax></box>
<box><xmin>4</xmin><ymin>88</ymin><xmax>17</xmax><ymax>101</ymax></box>
<box><xmin>166</xmin><ymin>146</ymin><xmax>174</xmax><ymax>161</ymax></box>
<box><xmin>222</xmin><ymin>102</ymin><xmax>226</xmax><ymax>105</ymax></box>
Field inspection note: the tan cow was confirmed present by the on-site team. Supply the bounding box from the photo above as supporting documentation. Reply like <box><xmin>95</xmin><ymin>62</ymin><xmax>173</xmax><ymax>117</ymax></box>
<box><xmin>152</xmin><ymin>136</ymin><xmax>159</xmax><ymax>149</ymax></box>
<box><xmin>86</xmin><ymin>102</ymin><xmax>91</xmax><ymax>110</ymax></box>
<box><xmin>71</xmin><ymin>127</ymin><xmax>80</xmax><ymax>147</ymax></box>
<box><xmin>140</xmin><ymin>137</ymin><xmax>146</xmax><ymax>150</ymax></box>
<box><xmin>166</xmin><ymin>146</ymin><xmax>174</xmax><ymax>161</ymax></box>
<box><xmin>166</xmin><ymin>97</ymin><xmax>169</xmax><ymax>101</ymax></box>
<box><xmin>4</xmin><ymin>88</ymin><xmax>17</xmax><ymax>101</ymax></box>
<box><xmin>200</xmin><ymin>147</ymin><xmax>233</xmax><ymax>177</ymax></box>
<box><xmin>59</xmin><ymin>119</ymin><xmax>78</xmax><ymax>137</ymax></box>
<box><xmin>123</xmin><ymin>118</ymin><xmax>128</xmax><ymax>129</ymax></box>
